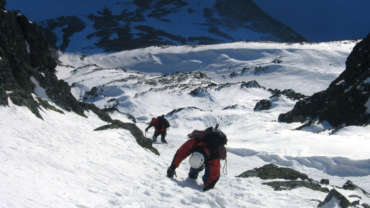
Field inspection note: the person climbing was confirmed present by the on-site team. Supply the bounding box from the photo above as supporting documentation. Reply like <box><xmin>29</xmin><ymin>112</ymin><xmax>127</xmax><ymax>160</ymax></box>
<box><xmin>145</xmin><ymin>115</ymin><xmax>170</xmax><ymax>143</ymax></box>
<box><xmin>166</xmin><ymin>124</ymin><xmax>227</xmax><ymax>191</ymax></box>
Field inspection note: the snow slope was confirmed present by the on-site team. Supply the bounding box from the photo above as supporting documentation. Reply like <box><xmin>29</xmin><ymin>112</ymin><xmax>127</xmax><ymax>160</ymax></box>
<box><xmin>1</xmin><ymin>41</ymin><xmax>369</xmax><ymax>208</ymax></box>
<box><xmin>60</xmin><ymin>40</ymin><xmax>356</xmax><ymax>95</ymax></box>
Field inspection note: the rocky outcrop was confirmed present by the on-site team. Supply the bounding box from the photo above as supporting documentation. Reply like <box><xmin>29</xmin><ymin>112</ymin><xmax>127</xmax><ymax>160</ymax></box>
<box><xmin>279</xmin><ymin>34</ymin><xmax>370</xmax><ymax>128</ymax></box>
<box><xmin>342</xmin><ymin>180</ymin><xmax>370</xmax><ymax>197</ymax></box>
<box><xmin>0</xmin><ymin>9</ymin><xmax>84</xmax><ymax>117</ymax></box>
<box><xmin>238</xmin><ymin>164</ymin><xmax>309</xmax><ymax>180</ymax></box>
<box><xmin>254</xmin><ymin>88</ymin><xmax>306</xmax><ymax>111</ymax></box>
<box><xmin>254</xmin><ymin>99</ymin><xmax>272</xmax><ymax>111</ymax></box>
<box><xmin>166</xmin><ymin>106</ymin><xmax>204</xmax><ymax>117</ymax></box>
<box><xmin>269</xmin><ymin>88</ymin><xmax>307</xmax><ymax>101</ymax></box>
<box><xmin>0</xmin><ymin>0</ymin><xmax>5</xmax><ymax>9</ymax></box>
<box><xmin>94</xmin><ymin>120</ymin><xmax>159</xmax><ymax>155</ymax></box>
<box><xmin>238</xmin><ymin>164</ymin><xmax>332</xmax><ymax>193</ymax></box>
<box><xmin>318</xmin><ymin>189</ymin><xmax>352</xmax><ymax>208</ymax></box>
<box><xmin>0</xmin><ymin>9</ymin><xmax>158</xmax><ymax>154</ymax></box>
<box><xmin>263</xmin><ymin>180</ymin><xmax>329</xmax><ymax>192</ymax></box>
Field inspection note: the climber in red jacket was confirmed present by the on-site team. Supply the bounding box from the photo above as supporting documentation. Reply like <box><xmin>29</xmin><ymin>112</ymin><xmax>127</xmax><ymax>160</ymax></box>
<box><xmin>145</xmin><ymin>115</ymin><xmax>170</xmax><ymax>143</ymax></box>
<box><xmin>167</xmin><ymin>125</ymin><xmax>227</xmax><ymax>191</ymax></box>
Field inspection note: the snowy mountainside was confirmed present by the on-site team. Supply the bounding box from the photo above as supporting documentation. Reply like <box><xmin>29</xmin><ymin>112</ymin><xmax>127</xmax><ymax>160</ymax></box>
<box><xmin>57</xmin><ymin>40</ymin><xmax>370</xmax><ymax>160</ymax></box>
<box><xmin>10</xmin><ymin>0</ymin><xmax>304</xmax><ymax>53</ymax></box>
<box><xmin>1</xmin><ymin>39</ymin><xmax>370</xmax><ymax>207</ymax></box>
<box><xmin>59</xmin><ymin>40</ymin><xmax>369</xmax><ymax>206</ymax></box>
<box><xmin>60</xmin><ymin>40</ymin><xmax>357</xmax><ymax>95</ymax></box>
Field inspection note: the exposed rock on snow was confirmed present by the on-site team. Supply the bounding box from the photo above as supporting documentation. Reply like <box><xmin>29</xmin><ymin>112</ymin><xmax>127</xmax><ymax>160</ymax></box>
<box><xmin>237</xmin><ymin>163</ymin><xmax>309</xmax><ymax>181</ymax></box>
<box><xmin>263</xmin><ymin>180</ymin><xmax>329</xmax><ymax>193</ymax></box>
<box><xmin>318</xmin><ymin>180</ymin><xmax>370</xmax><ymax>208</ymax></box>
<box><xmin>268</xmin><ymin>88</ymin><xmax>307</xmax><ymax>101</ymax></box>
<box><xmin>342</xmin><ymin>180</ymin><xmax>370</xmax><ymax>197</ymax></box>
<box><xmin>279</xmin><ymin>34</ymin><xmax>370</xmax><ymax>128</ymax></box>
<box><xmin>318</xmin><ymin>189</ymin><xmax>351</xmax><ymax>208</ymax></box>
<box><xmin>166</xmin><ymin>106</ymin><xmax>205</xmax><ymax>117</ymax></box>
<box><xmin>254</xmin><ymin>99</ymin><xmax>272</xmax><ymax>111</ymax></box>
<box><xmin>0</xmin><ymin>10</ymin><xmax>158</xmax><ymax>155</ymax></box>
<box><xmin>95</xmin><ymin>120</ymin><xmax>159</xmax><ymax>155</ymax></box>
<box><xmin>0</xmin><ymin>9</ymin><xmax>81</xmax><ymax>117</ymax></box>
<box><xmin>240</xmin><ymin>80</ymin><xmax>263</xmax><ymax>89</ymax></box>
<box><xmin>320</xmin><ymin>179</ymin><xmax>330</xmax><ymax>185</ymax></box>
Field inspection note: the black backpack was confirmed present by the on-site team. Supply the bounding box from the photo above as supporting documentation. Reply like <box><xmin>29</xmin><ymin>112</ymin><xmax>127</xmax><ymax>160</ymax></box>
<box><xmin>158</xmin><ymin>116</ymin><xmax>170</xmax><ymax>128</ymax></box>
<box><xmin>202</xmin><ymin>126</ymin><xmax>227</xmax><ymax>148</ymax></box>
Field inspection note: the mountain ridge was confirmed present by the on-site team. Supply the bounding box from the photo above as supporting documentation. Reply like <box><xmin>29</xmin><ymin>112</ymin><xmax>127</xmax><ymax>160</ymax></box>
<box><xmin>27</xmin><ymin>0</ymin><xmax>306</xmax><ymax>53</ymax></box>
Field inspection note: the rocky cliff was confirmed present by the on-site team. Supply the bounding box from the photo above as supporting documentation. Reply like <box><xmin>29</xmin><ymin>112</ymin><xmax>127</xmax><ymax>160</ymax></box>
<box><xmin>0</xmin><ymin>9</ymin><xmax>85</xmax><ymax>117</ymax></box>
<box><xmin>0</xmin><ymin>8</ymin><xmax>157</xmax><ymax>154</ymax></box>
<box><xmin>0</xmin><ymin>0</ymin><xmax>5</xmax><ymax>9</ymax></box>
<box><xmin>278</xmin><ymin>34</ymin><xmax>370</xmax><ymax>128</ymax></box>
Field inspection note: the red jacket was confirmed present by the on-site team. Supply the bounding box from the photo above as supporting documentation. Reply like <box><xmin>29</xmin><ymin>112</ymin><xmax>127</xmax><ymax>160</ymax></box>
<box><xmin>170</xmin><ymin>138</ymin><xmax>225</xmax><ymax>191</ymax></box>
<box><xmin>147</xmin><ymin>118</ymin><xmax>167</xmax><ymax>133</ymax></box>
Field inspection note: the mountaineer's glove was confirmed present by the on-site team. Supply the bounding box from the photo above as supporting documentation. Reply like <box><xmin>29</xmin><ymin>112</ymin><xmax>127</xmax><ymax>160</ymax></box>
<box><xmin>167</xmin><ymin>165</ymin><xmax>176</xmax><ymax>178</ymax></box>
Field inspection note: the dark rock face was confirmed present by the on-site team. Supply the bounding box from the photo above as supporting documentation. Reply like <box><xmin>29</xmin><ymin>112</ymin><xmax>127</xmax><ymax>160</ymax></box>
<box><xmin>239</xmin><ymin>164</ymin><xmax>331</xmax><ymax>193</ymax></box>
<box><xmin>320</xmin><ymin>179</ymin><xmax>330</xmax><ymax>185</ymax></box>
<box><xmin>279</xmin><ymin>34</ymin><xmax>370</xmax><ymax>128</ymax></box>
<box><xmin>253</xmin><ymin>88</ymin><xmax>306</xmax><ymax>111</ymax></box>
<box><xmin>0</xmin><ymin>0</ymin><xmax>5</xmax><ymax>9</ymax></box>
<box><xmin>0</xmin><ymin>10</ymin><xmax>85</xmax><ymax>117</ymax></box>
<box><xmin>254</xmin><ymin>99</ymin><xmax>272</xmax><ymax>111</ymax></box>
<box><xmin>342</xmin><ymin>180</ymin><xmax>370</xmax><ymax>197</ymax></box>
<box><xmin>237</xmin><ymin>163</ymin><xmax>309</xmax><ymax>181</ymax></box>
<box><xmin>318</xmin><ymin>189</ymin><xmax>351</xmax><ymax>208</ymax></box>
<box><xmin>95</xmin><ymin>120</ymin><xmax>159</xmax><ymax>155</ymax></box>
<box><xmin>269</xmin><ymin>88</ymin><xmax>307</xmax><ymax>101</ymax></box>
<box><xmin>0</xmin><ymin>9</ymin><xmax>158</xmax><ymax>154</ymax></box>
<box><xmin>189</xmin><ymin>87</ymin><xmax>210</xmax><ymax>97</ymax></box>
<box><xmin>240</xmin><ymin>80</ymin><xmax>263</xmax><ymax>89</ymax></box>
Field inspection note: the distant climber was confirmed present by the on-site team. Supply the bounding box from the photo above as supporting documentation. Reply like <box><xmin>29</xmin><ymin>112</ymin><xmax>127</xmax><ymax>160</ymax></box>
<box><xmin>145</xmin><ymin>115</ymin><xmax>170</xmax><ymax>143</ymax></box>
<box><xmin>166</xmin><ymin>124</ymin><xmax>227</xmax><ymax>191</ymax></box>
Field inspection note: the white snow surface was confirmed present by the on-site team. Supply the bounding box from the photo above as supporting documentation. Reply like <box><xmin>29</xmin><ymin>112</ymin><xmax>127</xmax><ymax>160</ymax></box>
<box><xmin>1</xmin><ymin>41</ymin><xmax>370</xmax><ymax>208</ymax></box>
<box><xmin>60</xmin><ymin>40</ymin><xmax>357</xmax><ymax>95</ymax></box>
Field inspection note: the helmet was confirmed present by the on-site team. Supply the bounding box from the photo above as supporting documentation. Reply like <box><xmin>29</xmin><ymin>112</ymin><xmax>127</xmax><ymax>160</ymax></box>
<box><xmin>189</xmin><ymin>152</ymin><xmax>205</xmax><ymax>169</ymax></box>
